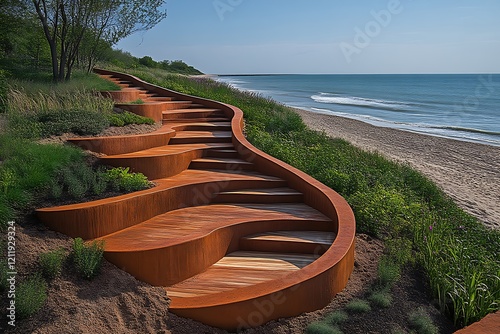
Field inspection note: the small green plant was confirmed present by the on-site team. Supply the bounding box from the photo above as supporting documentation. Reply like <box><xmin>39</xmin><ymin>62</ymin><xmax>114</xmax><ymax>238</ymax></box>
<box><xmin>346</xmin><ymin>299</ymin><xmax>372</xmax><ymax>314</ymax></box>
<box><xmin>72</xmin><ymin>237</ymin><xmax>105</xmax><ymax>279</ymax></box>
<box><xmin>104</xmin><ymin>167</ymin><xmax>150</xmax><ymax>192</ymax></box>
<box><xmin>305</xmin><ymin>322</ymin><xmax>343</xmax><ymax>334</ymax></box>
<box><xmin>323</xmin><ymin>310</ymin><xmax>349</xmax><ymax>325</ymax></box>
<box><xmin>377</xmin><ymin>256</ymin><xmax>401</xmax><ymax>289</ymax></box>
<box><xmin>16</xmin><ymin>274</ymin><xmax>47</xmax><ymax>319</ymax></box>
<box><xmin>408</xmin><ymin>308</ymin><xmax>439</xmax><ymax>334</ymax></box>
<box><xmin>369</xmin><ymin>290</ymin><xmax>393</xmax><ymax>308</ymax></box>
<box><xmin>130</xmin><ymin>98</ymin><xmax>145</xmax><ymax>104</ymax></box>
<box><xmin>106</xmin><ymin>110</ymin><xmax>154</xmax><ymax>127</ymax></box>
<box><xmin>39</xmin><ymin>248</ymin><xmax>66</xmax><ymax>279</ymax></box>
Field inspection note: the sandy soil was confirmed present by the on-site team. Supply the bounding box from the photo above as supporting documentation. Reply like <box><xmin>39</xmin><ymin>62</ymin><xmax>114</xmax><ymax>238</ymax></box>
<box><xmin>294</xmin><ymin>108</ymin><xmax>500</xmax><ymax>230</ymax></box>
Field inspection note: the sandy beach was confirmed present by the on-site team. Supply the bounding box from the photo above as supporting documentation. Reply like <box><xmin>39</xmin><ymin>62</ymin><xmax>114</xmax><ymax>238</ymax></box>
<box><xmin>294</xmin><ymin>108</ymin><xmax>500</xmax><ymax>230</ymax></box>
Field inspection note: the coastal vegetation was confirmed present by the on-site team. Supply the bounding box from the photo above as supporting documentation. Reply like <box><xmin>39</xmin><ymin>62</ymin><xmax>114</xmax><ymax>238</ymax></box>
<box><xmin>118</xmin><ymin>67</ymin><xmax>499</xmax><ymax>328</ymax></box>
<box><xmin>0</xmin><ymin>15</ymin><xmax>497</xmax><ymax>325</ymax></box>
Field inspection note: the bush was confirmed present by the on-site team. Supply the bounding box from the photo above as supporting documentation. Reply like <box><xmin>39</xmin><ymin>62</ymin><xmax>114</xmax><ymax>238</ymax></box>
<box><xmin>16</xmin><ymin>275</ymin><xmax>47</xmax><ymax>319</ymax></box>
<box><xmin>377</xmin><ymin>256</ymin><xmax>401</xmax><ymax>289</ymax></box>
<box><xmin>346</xmin><ymin>299</ymin><xmax>372</xmax><ymax>313</ymax></box>
<box><xmin>305</xmin><ymin>322</ymin><xmax>343</xmax><ymax>334</ymax></box>
<box><xmin>39</xmin><ymin>248</ymin><xmax>66</xmax><ymax>279</ymax></box>
<box><xmin>72</xmin><ymin>238</ymin><xmax>105</xmax><ymax>279</ymax></box>
<box><xmin>369</xmin><ymin>290</ymin><xmax>393</xmax><ymax>308</ymax></box>
<box><xmin>104</xmin><ymin>167</ymin><xmax>150</xmax><ymax>192</ymax></box>
<box><xmin>39</xmin><ymin>109</ymin><xmax>109</xmax><ymax>136</ymax></box>
<box><xmin>323</xmin><ymin>311</ymin><xmax>349</xmax><ymax>325</ymax></box>
<box><xmin>348</xmin><ymin>185</ymin><xmax>417</xmax><ymax>238</ymax></box>
<box><xmin>409</xmin><ymin>308</ymin><xmax>439</xmax><ymax>334</ymax></box>
<box><xmin>106</xmin><ymin>110</ymin><xmax>154</xmax><ymax>127</ymax></box>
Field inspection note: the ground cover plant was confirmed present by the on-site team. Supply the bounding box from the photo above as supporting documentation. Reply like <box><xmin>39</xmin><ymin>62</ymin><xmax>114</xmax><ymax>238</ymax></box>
<box><xmin>121</xmin><ymin>66</ymin><xmax>500</xmax><ymax>328</ymax></box>
<box><xmin>72</xmin><ymin>238</ymin><xmax>105</xmax><ymax>280</ymax></box>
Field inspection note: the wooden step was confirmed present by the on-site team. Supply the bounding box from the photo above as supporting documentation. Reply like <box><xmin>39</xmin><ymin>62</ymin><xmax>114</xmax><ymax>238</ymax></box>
<box><xmin>164</xmin><ymin>117</ymin><xmax>231</xmax><ymax>124</ymax></box>
<box><xmin>166</xmin><ymin>251</ymin><xmax>317</xmax><ymax>298</ymax></box>
<box><xmin>101</xmin><ymin>203</ymin><xmax>331</xmax><ymax>285</ymax></box>
<box><xmin>189</xmin><ymin>157</ymin><xmax>253</xmax><ymax>171</ymax></box>
<box><xmin>101</xmin><ymin>143</ymin><xmax>234</xmax><ymax>179</ymax></box>
<box><xmin>206</xmin><ymin>149</ymin><xmax>239</xmax><ymax>158</ymax></box>
<box><xmin>161</xmin><ymin>101</ymin><xmax>195</xmax><ymax>110</ymax></box>
<box><xmin>169</xmin><ymin>131</ymin><xmax>232</xmax><ymax>144</ymax></box>
<box><xmin>240</xmin><ymin>230</ymin><xmax>336</xmax><ymax>255</ymax></box>
<box><xmin>37</xmin><ymin>169</ymin><xmax>289</xmax><ymax>239</ymax></box>
<box><xmin>169</xmin><ymin>121</ymin><xmax>231</xmax><ymax>132</ymax></box>
<box><xmin>163</xmin><ymin>108</ymin><xmax>225</xmax><ymax>120</ymax></box>
<box><xmin>212</xmin><ymin>187</ymin><xmax>302</xmax><ymax>204</ymax></box>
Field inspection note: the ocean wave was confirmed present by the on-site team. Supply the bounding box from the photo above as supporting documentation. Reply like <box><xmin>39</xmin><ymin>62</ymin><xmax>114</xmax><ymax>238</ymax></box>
<box><xmin>311</xmin><ymin>93</ymin><xmax>411</xmax><ymax>111</ymax></box>
<box><xmin>427</xmin><ymin>126</ymin><xmax>500</xmax><ymax>137</ymax></box>
<box><xmin>309</xmin><ymin>108</ymin><xmax>500</xmax><ymax>146</ymax></box>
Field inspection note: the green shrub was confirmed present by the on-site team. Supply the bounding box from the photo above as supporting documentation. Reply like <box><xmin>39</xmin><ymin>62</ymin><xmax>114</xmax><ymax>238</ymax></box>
<box><xmin>305</xmin><ymin>322</ymin><xmax>343</xmax><ymax>334</ymax></box>
<box><xmin>348</xmin><ymin>185</ymin><xmax>417</xmax><ymax>238</ymax></box>
<box><xmin>408</xmin><ymin>308</ymin><xmax>439</xmax><ymax>334</ymax></box>
<box><xmin>72</xmin><ymin>237</ymin><xmax>105</xmax><ymax>280</ymax></box>
<box><xmin>39</xmin><ymin>109</ymin><xmax>109</xmax><ymax>136</ymax></box>
<box><xmin>346</xmin><ymin>299</ymin><xmax>372</xmax><ymax>313</ymax></box>
<box><xmin>16</xmin><ymin>275</ymin><xmax>47</xmax><ymax>319</ymax></box>
<box><xmin>107</xmin><ymin>113</ymin><xmax>125</xmax><ymax>127</ymax></box>
<box><xmin>104</xmin><ymin>167</ymin><xmax>150</xmax><ymax>192</ymax></box>
<box><xmin>369</xmin><ymin>290</ymin><xmax>393</xmax><ymax>308</ymax></box>
<box><xmin>323</xmin><ymin>310</ymin><xmax>349</xmax><ymax>325</ymax></box>
<box><xmin>377</xmin><ymin>256</ymin><xmax>401</xmax><ymax>289</ymax></box>
<box><xmin>39</xmin><ymin>248</ymin><xmax>66</xmax><ymax>279</ymax></box>
<box><xmin>106</xmin><ymin>110</ymin><xmax>154</xmax><ymax>127</ymax></box>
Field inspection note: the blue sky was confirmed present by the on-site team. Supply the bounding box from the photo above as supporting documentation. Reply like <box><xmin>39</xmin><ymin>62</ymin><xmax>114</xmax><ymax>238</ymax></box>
<box><xmin>116</xmin><ymin>0</ymin><xmax>500</xmax><ymax>74</ymax></box>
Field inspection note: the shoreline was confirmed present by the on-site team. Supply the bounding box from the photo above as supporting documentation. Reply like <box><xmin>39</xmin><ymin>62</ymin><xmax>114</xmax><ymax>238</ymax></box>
<box><xmin>293</xmin><ymin>107</ymin><xmax>500</xmax><ymax>229</ymax></box>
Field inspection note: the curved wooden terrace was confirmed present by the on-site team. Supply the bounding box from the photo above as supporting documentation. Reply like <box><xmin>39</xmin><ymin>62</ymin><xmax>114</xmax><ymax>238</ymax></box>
<box><xmin>36</xmin><ymin>68</ymin><xmax>356</xmax><ymax>330</ymax></box>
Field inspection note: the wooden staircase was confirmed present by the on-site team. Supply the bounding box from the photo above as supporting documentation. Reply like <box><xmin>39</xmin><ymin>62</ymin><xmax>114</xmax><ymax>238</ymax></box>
<box><xmin>36</xmin><ymin>69</ymin><xmax>356</xmax><ymax>331</ymax></box>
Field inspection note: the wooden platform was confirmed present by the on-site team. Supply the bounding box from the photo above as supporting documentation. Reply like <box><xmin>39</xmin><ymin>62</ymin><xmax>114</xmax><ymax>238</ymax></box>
<box><xmin>36</xmin><ymin>69</ymin><xmax>356</xmax><ymax>330</ymax></box>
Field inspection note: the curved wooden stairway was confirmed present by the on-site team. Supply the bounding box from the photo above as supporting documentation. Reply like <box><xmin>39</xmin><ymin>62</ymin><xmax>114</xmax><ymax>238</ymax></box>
<box><xmin>36</xmin><ymin>69</ymin><xmax>356</xmax><ymax>331</ymax></box>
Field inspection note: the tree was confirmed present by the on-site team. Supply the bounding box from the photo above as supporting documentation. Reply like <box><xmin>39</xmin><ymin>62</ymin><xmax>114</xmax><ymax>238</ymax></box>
<box><xmin>27</xmin><ymin>0</ymin><xmax>167</xmax><ymax>82</ymax></box>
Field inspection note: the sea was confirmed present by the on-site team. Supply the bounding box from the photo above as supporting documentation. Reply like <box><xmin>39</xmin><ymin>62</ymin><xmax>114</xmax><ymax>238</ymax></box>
<box><xmin>215</xmin><ymin>74</ymin><xmax>500</xmax><ymax>146</ymax></box>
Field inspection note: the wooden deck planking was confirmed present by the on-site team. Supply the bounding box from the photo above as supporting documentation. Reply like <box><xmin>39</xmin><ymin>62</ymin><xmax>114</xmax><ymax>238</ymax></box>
<box><xmin>244</xmin><ymin>230</ymin><xmax>336</xmax><ymax>245</ymax></box>
<box><xmin>166</xmin><ymin>251</ymin><xmax>316</xmax><ymax>298</ymax></box>
<box><xmin>101</xmin><ymin>203</ymin><xmax>331</xmax><ymax>251</ymax></box>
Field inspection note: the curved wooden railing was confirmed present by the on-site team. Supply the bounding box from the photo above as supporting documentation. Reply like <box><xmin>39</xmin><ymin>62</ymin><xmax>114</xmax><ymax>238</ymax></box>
<box><xmin>36</xmin><ymin>68</ymin><xmax>356</xmax><ymax>331</ymax></box>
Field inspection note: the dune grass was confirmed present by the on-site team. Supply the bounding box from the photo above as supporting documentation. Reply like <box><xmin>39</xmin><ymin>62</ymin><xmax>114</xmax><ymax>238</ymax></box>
<box><xmin>120</xmin><ymin>67</ymin><xmax>499</xmax><ymax>327</ymax></box>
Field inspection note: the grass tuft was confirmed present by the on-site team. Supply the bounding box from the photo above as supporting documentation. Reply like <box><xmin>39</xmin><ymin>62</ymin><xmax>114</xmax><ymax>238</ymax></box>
<box><xmin>346</xmin><ymin>299</ymin><xmax>372</xmax><ymax>314</ymax></box>
<box><xmin>369</xmin><ymin>290</ymin><xmax>393</xmax><ymax>308</ymax></box>
<box><xmin>39</xmin><ymin>248</ymin><xmax>66</xmax><ymax>279</ymax></box>
<box><xmin>72</xmin><ymin>238</ymin><xmax>105</xmax><ymax>280</ymax></box>
<box><xmin>305</xmin><ymin>322</ymin><xmax>343</xmax><ymax>334</ymax></box>
<box><xmin>408</xmin><ymin>308</ymin><xmax>439</xmax><ymax>334</ymax></box>
<box><xmin>323</xmin><ymin>310</ymin><xmax>349</xmax><ymax>325</ymax></box>
<box><xmin>16</xmin><ymin>274</ymin><xmax>47</xmax><ymax>319</ymax></box>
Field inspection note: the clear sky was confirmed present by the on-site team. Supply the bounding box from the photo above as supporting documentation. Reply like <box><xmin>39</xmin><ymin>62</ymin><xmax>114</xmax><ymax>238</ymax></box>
<box><xmin>115</xmin><ymin>0</ymin><xmax>500</xmax><ymax>74</ymax></box>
